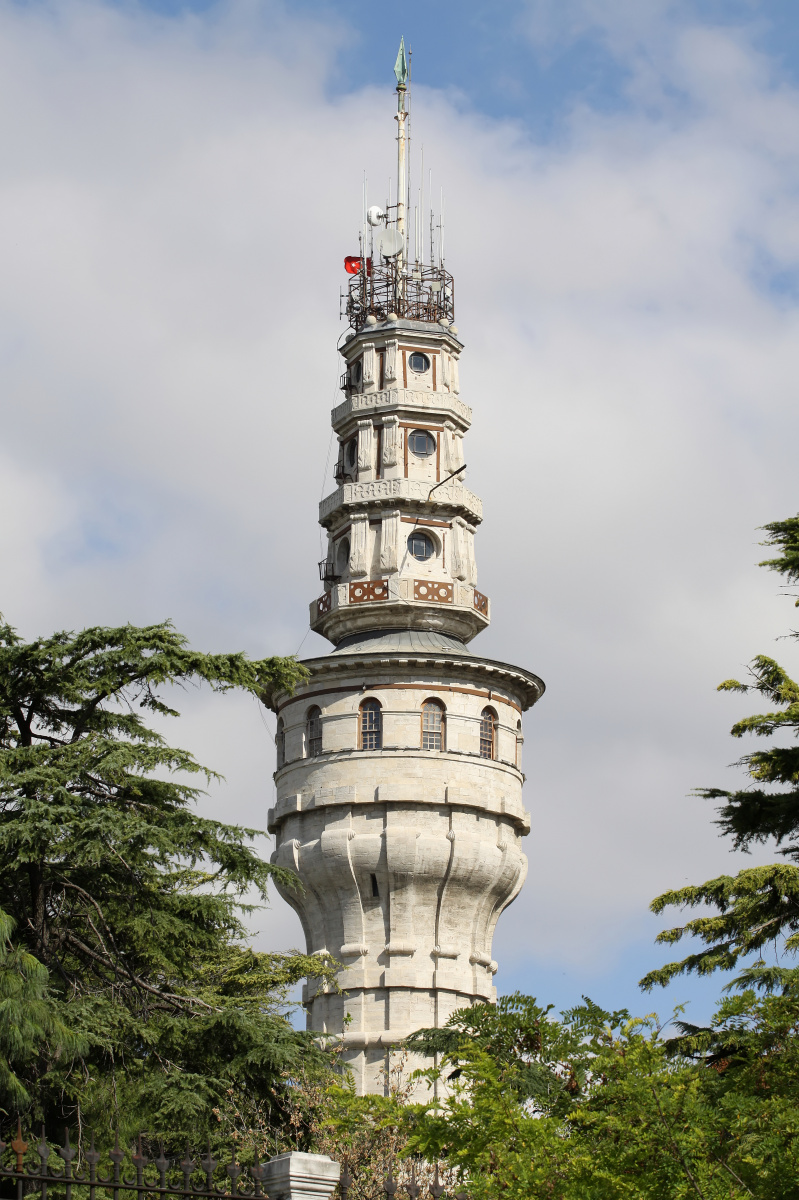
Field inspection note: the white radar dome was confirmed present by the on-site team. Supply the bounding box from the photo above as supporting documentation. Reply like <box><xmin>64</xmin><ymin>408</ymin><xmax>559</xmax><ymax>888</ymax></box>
<box><xmin>366</xmin><ymin>206</ymin><xmax>386</xmax><ymax>226</ymax></box>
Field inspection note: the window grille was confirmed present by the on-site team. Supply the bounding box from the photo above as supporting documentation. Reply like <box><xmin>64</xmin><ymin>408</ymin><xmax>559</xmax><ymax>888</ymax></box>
<box><xmin>479</xmin><ymin>708</ymin><xmax>496</xmax><ymax>759</ymax></box>
<box><xmin>307</xmin><ymin>706</ymin><xmax>322</xmax><ymax>757</ymax></box>
<box><xmin>422</xmin><ymin>699</ymin><xmax>445</xmax><ymax>751</ymax></box>
<box><xmin>359</xmin><ymin>699</ymin><xmax>382</xmax><ymax>750</ymax></box>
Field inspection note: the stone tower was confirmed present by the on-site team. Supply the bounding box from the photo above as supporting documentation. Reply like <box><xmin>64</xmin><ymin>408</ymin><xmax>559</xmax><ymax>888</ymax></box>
<box><xmin>264</xmin><ymin>45</ymin><xmax>545</xmax><ymax>1095</ymax></box>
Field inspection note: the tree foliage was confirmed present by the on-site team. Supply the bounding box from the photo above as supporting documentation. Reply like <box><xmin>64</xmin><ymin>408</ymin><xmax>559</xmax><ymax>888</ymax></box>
<box><xmin>0</xmin><ymin>619</ymin><xmax>335</xmax><ymax>1141</ymax></box>
<box><xmin>642</xmin><ymin>516</ymin><xmax>799</xmax><ymax>990</ymax></box>
<box><xmin>404</xmin><ymin>988</ymin><xmax>799</xmax><ymax>1199</ymax></box>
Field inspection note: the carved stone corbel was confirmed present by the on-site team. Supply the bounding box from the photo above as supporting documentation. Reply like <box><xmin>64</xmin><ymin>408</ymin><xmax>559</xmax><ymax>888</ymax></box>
<box><xmin>349</xmin><ymin>513</ymin><xmax>369</xmax><ymax>577</ymax></box>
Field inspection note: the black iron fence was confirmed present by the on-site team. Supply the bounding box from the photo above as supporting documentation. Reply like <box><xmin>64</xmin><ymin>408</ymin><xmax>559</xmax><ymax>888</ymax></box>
<box><xmin>0</xmin><ymin>1123</ymin><xmax>466</xmax><ymax>1200</ymax></box>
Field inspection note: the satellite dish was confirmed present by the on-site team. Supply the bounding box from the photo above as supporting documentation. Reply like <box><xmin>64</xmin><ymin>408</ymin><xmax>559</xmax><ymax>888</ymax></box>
<box><xmin>376</xmin><ymin>228</ymin><xmax>404</xmax><ymax>258</ymax></box>
<box><xmin>367</xmin><ymin>206</ymin><xmax>386</xmax><ymax>227</ymax></box>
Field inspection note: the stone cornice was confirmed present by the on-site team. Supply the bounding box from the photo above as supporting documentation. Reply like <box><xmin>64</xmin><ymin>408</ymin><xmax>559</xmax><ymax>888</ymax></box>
<box><xmin>264</xmin><ymin>647</ymin><xmax>544</xmax><ymax>712</ymax></box>
<box><xmin>331</xmin><ymin>388</ymin><xmax>472</xmax><ymax>432</ymax></box>
<box><xmin>319</xmin><ymin>477</ymin><xmax>482</xmax><ymax>526</ymax></box>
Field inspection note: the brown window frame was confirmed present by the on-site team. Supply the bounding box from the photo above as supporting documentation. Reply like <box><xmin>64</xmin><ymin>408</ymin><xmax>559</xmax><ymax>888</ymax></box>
<box><xmin>306</xmin><ymin>706</ymin><xmax>323</xmax><ymax>757</ymax></box>
<box><xmin>421</xmin><ymin>699</ymin><xmax>446</xmax><ymax>751</ymax></box>
<box><xmin>359</xmin><ymin>698</ymin><xmax>382</xmax><ymax>750</ymax></box>
<box><xmin>479</xmin><ymin>707</ymin><xmax>497</xmax><ymax>760</ymax></box>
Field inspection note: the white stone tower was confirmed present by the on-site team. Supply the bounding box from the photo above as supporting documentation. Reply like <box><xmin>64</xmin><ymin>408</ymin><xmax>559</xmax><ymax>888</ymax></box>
<box><xmin>264</xmin><ymin>44</ymin><xmax>544</xmax><ymax>1095</ymax></box>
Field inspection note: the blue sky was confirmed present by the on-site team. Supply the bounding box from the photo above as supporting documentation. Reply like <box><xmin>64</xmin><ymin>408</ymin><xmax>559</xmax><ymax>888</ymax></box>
<box><xmin>2</xmin><ymin>0</ymin><xmax>799</xmax><ymax>1027</ymax></box>
<box><xmin>110</xmin><ymin>0</ymin><xmax>799</xmax><ymax>134</ymax></box>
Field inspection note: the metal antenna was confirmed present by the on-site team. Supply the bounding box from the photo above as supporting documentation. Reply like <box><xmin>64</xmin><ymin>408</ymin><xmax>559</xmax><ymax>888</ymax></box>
<box><xmin>420</xmin><ymin>145</ymin><xmax>425</xmax><ymax>266</ymax></box>
<box><xmin>394</xmin><ymin>36</ymin><xmax>408</xmax><ymax>271</ymax></box>
<box><xmin>406</xmin><ymin>44</ymin><xmax>412</xmax><ymax>264</ymax></box>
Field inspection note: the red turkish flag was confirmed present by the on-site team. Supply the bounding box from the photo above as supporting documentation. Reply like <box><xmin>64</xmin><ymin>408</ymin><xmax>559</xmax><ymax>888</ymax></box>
<box><xmin>344</xmin><ymin>256</ymin><xmax>372</xmax><ymax>275</ymax></box>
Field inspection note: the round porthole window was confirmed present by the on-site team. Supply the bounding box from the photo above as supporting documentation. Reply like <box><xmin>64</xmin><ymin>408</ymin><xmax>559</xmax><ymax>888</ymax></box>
<box><xmin>408</xmin><ymin>531</ymin><xmax>435</xmax><ymax>561</ymax></box>
<box><xmin>408</xmin><ymin>352</ymin><xmax>430</xmax><ymax>373</ymax></box>
<box><xmin>409</xmin><ymin>429</ymin><xmax>436</xmax><ymax>457</ymax></box>
<box><xmin>346</xmin><ymin>438</ymin><xmax>357</xmax><ymax>466</ymax></box>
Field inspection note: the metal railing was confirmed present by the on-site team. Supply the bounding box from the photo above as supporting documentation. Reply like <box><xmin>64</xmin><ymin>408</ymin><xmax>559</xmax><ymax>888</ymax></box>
<box><xmin>0</xmin><ymin>1124</ymin><xmax>271</xmax><ymax>1200</ymax></box>
<box><xmin>0</xmin><ymin>1123</ymin><xmax>468</xmax><ymax>1200</ymax></box>
<box><xmin>344</xmin><ymin>262</ymin><xmax>455</xmax><ymax>331</ymax></box>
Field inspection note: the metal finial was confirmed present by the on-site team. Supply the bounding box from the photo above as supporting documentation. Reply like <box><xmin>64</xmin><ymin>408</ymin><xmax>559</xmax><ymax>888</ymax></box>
<box><xmin>394</xmin><ymin>37</ymin><xmax>408</xmax><ymax>89</ymax></box>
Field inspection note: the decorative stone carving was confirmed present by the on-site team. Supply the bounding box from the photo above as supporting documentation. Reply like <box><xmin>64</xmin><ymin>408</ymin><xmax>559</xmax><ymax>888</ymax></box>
<box><xmin>440</xmin><ymin>352</ymin><xmax>451</xmax><ymax>391</ymax></box>
<box><xmin>414</xmin><ymin>580</ymin><xmax>453</xmax><ymax>602</ymax></box>
<box><xmin>361</xmin><ymin>344</ymin><xmax>376</xmax><ymax>393</ymax></box>
<box><xmin>464</xmin><ymin>522</ymin><xmax>477</xmax><ymax>585</ymax></box>
<box><xmin>474</xmin><ymin>588</ymin><xmax>489</xmax><ymax>615</ymax></box>
<box><xmin>382</xmin><ymin>415</ymin><xmax>399</xmax><ymax>468</ymax></box>
<box><xmin>451</xmin><ymin>354</ymin><xmax>460</xmax><ymax>394</ymax></box>
<box><xmin>379</xmin><ymin>509</ymin><xmax>401</xmax><ymax>572</ymax></box>
<box><xmin>384</xmin><ymin>340</ymin><xmax>398</xmax><ymax>383</ymax></box>
<box><xmin>349</xmin><ymin>515</ymin><xmax>369</xmax><ymax>578</ymax></box>
<box><xmin>357</xmin><ymin>420</ymin><xmax>373</xmax><ymax>472</ymax></box>
<box><xmin>349</xmin><ymin>580</ymin><xmax>388</xmax><ymax>602</ymax></box>
<box><xmin>450</xmin><ymin>517</ymin><xmax>468</xmax><ymax>581</ymax></box>
<box><xmin>320</xmin><ymin>478</ymin><xmax>482</xmax><ymax>525</ymax></box>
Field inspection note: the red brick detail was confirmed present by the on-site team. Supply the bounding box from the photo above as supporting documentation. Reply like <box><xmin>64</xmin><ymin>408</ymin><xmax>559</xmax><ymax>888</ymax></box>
<box><xmin>316</xmin><ymin>592</ymin><xmax>332</xmax><ymax>616</ymax></box>
<box><xmin>414</xmin><ymin>580</ymin><xmax>453</xmax><ymax>603</ymax></box>
<box><xmin>349</xmin><ymin>580</ymin><xmax>389</xmax><ymax>603</ymax></box>
<box><xmin>473</xmin><ymin>589</ymin><xmax>489</xmax><ymax>615</ymax></box>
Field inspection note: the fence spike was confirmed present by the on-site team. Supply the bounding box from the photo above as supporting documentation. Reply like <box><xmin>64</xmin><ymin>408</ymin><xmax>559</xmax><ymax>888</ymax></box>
<box><xmin>37</xmin><ymin>1125</ymin><xmax>51</xmax><ymax>1170</ymax></box>
<box><xmin>59</xmin><ymin>1126</ymin><xmax>76</xmax><ymax>1177</ymax></box>
<box><xmin>109</xmin><ymin>1129</ymin><xmax>124</xmax><ymax>1168</ymax></box>
<box><xmin>85</xmin><ymin>1133</ymin><xmax>100</xmax><ymax>1165</ymax></box>
<box><xmin>11</xmin><ymin>1118</ymin><xmax>28</xmax><ymax>1171</ymax></box>
<box><xmin>155</xmin><ymin>1141</ymin><xmax>169</xmax><ymax>1181</ymax></box>
<box><xmin>132</xmin><ymin>1134</ymin><xmax>147</xmax><ymax>1176</ymax></box>
<box><xmin>429</xmin><ymin>1163</ymin><xmax>445</xmax><ymax>1200</ymax></box>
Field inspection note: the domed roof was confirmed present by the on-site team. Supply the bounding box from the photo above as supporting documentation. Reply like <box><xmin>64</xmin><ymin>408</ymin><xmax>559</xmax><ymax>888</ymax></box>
<box><xmin>331</xmin><ymin>628</ymin><xmax>473</xmax><ymax>656</ymax></box>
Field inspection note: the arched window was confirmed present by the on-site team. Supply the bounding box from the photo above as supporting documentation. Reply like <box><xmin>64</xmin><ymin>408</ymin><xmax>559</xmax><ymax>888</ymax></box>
<box><xmin>359</xmin><ymin>699</ymin><xmax>382</xmax><ymax>750</ymax></box>
<box><xmin>421</xmin><ymin>699</ymin><xmax>445</xmax><ymax>751</ymax></box>
<box><xmin>276</xmin><ymin>717</ymin><xmax>285</xmax><ymax>769</ymax></box>
<box><xmin>479</xmin><ymin>707</ymin><xmax>497</xmax><ymax>760</ymax></box>
<box><xmin>516</xmin><ymin>719</ymin><xmax>523</xmax><ymax>769</ymax></box>
<box><xmin>306</xmin><ymin>706</ymin><xmax>322</xmax><ymax>757</ymax></box>
<box><xmin>336</xmin><ymin>537</ymin><xmax>350</xmax><ymax>576</ymax></box>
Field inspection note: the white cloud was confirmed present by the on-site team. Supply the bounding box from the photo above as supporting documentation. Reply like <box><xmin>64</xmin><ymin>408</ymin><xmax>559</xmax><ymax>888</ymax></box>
<box><xmin>1</xmin><ymin>0</ymin><xmax>797</xmax><ymax>1005</ymax></box>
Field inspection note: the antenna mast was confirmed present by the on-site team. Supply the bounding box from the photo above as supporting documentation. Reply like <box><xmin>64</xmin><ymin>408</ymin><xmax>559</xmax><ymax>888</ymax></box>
<box><xmin>394</xmin><ymin>37</ymin><xmax>409</xmax><ymax>271</ymax></box>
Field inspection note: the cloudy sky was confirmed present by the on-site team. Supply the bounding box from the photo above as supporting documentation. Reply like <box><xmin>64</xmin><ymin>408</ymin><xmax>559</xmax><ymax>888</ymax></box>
<box><xmin>3</xmin><ymin>0</ymin><xmax>799</xmax><ymax>1023</ymax></box>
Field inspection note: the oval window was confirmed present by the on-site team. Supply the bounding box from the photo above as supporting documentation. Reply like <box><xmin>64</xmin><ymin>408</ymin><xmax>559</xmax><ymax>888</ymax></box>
<box><xmin>409</xmin><ymin>429</ymin><xmax>436</xmax><ymax>457</ymax></box>
<box><xmin>408</xmin><ymin>532</ymin><xmax>435</xmax><ymax>561</ymax></box>
<box><xmin>408</xmin><ymin>352</ymin><xmax>430</xmax><ymax>373</ymax></box>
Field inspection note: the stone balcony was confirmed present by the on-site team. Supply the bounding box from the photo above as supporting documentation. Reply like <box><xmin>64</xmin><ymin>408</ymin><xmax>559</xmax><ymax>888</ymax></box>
<box><xmin>310</xmin><ymin>575</ymin><xmax>490</xmax><ymax>644</ymax></box>
<box><xmin>319</xmin><ymin>477</ymin><xmax>483</xmax><ymax>528</ymax></box>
